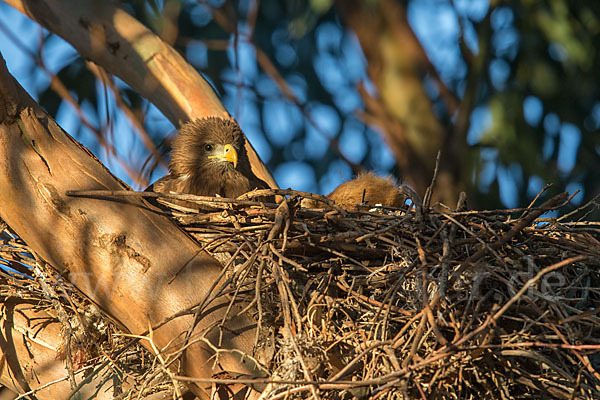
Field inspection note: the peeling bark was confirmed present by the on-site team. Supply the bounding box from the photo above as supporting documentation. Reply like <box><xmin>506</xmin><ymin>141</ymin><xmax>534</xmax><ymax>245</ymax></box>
<box><xmin>0</xmin><ymin>54</ymin><xmax>260</xmax><ymax>399</ymax></box>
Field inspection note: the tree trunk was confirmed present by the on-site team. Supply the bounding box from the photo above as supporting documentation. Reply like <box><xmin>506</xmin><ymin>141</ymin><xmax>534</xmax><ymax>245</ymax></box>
<box><xmin>0</xmin><ymin>54</ymin><xmax>261</xmax><ymax>399</ymax></box>
<box><xmin>337</xmin><ymin>0</ymin><xmax>461</xmax><ymax>205</ymax></box>
<box><xmin>0</xmin><ymin>301</ymin><xmax>137</xmax><ymax>399</ymax></box>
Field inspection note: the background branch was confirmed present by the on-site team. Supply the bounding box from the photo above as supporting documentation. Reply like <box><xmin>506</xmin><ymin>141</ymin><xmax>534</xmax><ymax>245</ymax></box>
<box><xmin>4</xmin><ymin>0</ymin><xmax>276</xmax><ymax>189</ymax></box>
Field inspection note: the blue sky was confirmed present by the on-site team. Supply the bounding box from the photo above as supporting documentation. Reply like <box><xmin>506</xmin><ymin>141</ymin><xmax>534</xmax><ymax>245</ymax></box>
<box><xmin>0</xmin><ymin>0</ymin><xmax>584</xmax><ymax>209</ymax></box>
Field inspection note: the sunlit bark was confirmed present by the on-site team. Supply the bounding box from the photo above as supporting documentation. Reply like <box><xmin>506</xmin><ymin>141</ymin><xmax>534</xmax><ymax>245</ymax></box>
<box><xmin>0</xmin><ymin>53</ymin><xmax>260</xmax><ymax>399</ymax></box>
<box><xmin>4</xmin><ymin>0</ymin><xmax>276</xmax><ymax>190</ymax></box>
<box><xmin>0</xmin><ymin>302</ymin><xmax>134</xmax><ymax>399</ymax></box>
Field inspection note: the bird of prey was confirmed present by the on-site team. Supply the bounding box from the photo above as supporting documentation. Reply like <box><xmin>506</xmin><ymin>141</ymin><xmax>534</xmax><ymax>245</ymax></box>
<box><xmin>148</xmin><ymin>117</ymin><xmax>270</xmax><ymax>206</ymax></box>
<box><xmin>302</xmin><ymin>172</ymin><xmax>420</xmax><ymax>210</ymax></box>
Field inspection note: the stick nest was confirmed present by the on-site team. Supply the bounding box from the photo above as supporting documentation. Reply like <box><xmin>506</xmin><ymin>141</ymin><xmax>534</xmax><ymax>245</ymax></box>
<box><xmin>2</xmin><ymin>189</ymin><xmax>600</xmax><ymax>399</ymax></box>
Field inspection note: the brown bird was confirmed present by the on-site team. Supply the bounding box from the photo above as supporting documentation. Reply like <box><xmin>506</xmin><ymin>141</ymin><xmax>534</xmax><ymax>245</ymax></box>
<box><xmin>148</xmin><ymin>117</ymin><xmax>270</xmax><ymax>206</ymax></box>
<box><xmin>302</xmin><ymin>172</ymin><xmax>420</xmax><ymax>210</ymax></box>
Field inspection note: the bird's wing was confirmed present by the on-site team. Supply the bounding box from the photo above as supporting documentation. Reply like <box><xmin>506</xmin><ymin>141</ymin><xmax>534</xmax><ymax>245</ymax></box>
<box><xmin>144</xmin><ymin>174</ymin><xmax>182</xmax><ymax>208</ymax></box>
<box><xmin>249</xmin><ymin>176</ymin><xmax>270</xmax><ymax>191</ymax></box>
<box><xmin>247</xmin><ymin>176</ymin><xmax>273</xmax><ymax>202</ymax></box>
<box><xmin>146</xmin><ymin>174</ymin><xmax>182</xmax><ymax>194</ymax></box>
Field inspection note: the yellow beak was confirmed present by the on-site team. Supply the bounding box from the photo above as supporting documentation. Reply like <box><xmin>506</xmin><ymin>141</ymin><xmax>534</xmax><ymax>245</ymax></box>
<box><xmin>208</xmin><ymin>144</ymin><xmax>238</xmax><ymax>168</ymax></box>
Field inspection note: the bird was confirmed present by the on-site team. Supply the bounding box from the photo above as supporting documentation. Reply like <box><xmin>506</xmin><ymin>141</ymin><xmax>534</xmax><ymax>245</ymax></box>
<box><xmin>302</xmin><ymin>172</ymin><xmax>420</xmax><ymax>210</ymax></box>
<box><xmin>148</xmin><ymin>117</ymin><xmax>271</xmax><ymax>208</ymax></box>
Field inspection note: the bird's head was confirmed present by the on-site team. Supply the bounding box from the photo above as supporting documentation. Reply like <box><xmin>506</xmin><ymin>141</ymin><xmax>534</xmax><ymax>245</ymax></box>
<box><xmin>169</xmin><ymin>117</ymin><xmax>247</xmax><ymax>177</ymax></box>
<box><xmin>206</xmin><ymin>142</ymin><xmax>238</xmax><ymax>169</ymax></box>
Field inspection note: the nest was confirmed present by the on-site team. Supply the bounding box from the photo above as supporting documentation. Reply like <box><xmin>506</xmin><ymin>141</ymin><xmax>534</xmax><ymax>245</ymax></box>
<box><xmin>2</xmin><ymin>188</ymin><xmax>600</xmax><ymax>399</ymax></box>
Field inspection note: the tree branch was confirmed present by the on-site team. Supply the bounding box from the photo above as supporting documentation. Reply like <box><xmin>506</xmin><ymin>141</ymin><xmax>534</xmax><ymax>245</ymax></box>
<box><xmin>0</xmin><ymin>301</ymin><xmax>130</xmax><ymax>399</ymax></box>
<box><xmin>0</xmin><ymin>53</ymin><xmax>259</xmax><ymax>399</ymax></box>
<box><xmin>3</xmin><ymin>0</ymin><xmax>276</xmax><ymax>189</ymax></box>
<box><xmin>337</xmin><ymin>0</ymin><xmax>460</xmax><ymax>204</ymax></box>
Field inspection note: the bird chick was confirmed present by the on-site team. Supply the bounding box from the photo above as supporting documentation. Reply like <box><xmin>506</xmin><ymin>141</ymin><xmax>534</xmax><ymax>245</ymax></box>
<box><xmin>302</xmin><ymin>172</ymin><xmax>418</xmax><ymax>210</ymax></box>
<box><xmin>148</xmin><ymin>117</ymin><xmax>270</xmax><ymax>207</ymax></box>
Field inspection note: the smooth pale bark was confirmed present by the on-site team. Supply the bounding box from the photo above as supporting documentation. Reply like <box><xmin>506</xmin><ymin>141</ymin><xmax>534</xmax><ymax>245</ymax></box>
<box><xmin>0</xmin><ymin>302</ymin><xmax>134</xmax><ymax>399</ymax></box>
<box><xmin>337</xmin><ymin>0</ymin><xmax>461</xmax><ymax>204</ymax></box>
<box><xmin>1</xmin><ymin>300</ymin><xmax>190</xmax><ymax>399</ymax></box>
<box><xmin>3</xmin><ymin>0</ymin><xmax>277</xmax><ymax>190</ymax></box>
<box><xmin>0</xmin><ymin>54</ymin><xmax>260</xmax><ymax>398</ymax></box>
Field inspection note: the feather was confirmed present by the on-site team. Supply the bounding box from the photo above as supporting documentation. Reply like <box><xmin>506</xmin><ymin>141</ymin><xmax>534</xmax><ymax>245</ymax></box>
<box><xmin>147</xmin><ymin>117</ymin><xmax>271</xmax><ymax>208</ymax></box>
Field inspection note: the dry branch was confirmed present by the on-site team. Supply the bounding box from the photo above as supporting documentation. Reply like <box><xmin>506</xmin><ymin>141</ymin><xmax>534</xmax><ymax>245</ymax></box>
<box><xmin>18</xmin><ymin>186</ymin><xmax>598</xmax><ymax>399</ymax></box>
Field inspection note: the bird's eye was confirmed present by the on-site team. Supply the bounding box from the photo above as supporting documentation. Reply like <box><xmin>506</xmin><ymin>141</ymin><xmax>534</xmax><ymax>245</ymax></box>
<box><xmin>204</xmin><ymin>144</ymin><xmax>213</xmax><ymax>152</ymax></box>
